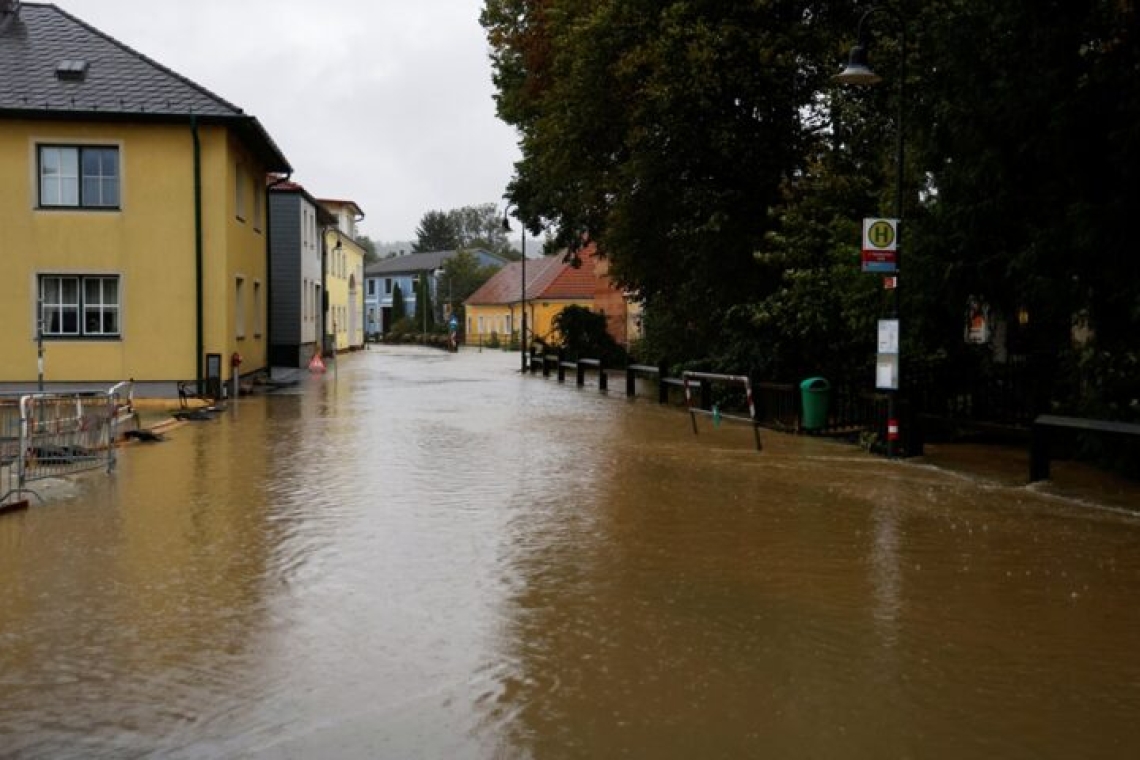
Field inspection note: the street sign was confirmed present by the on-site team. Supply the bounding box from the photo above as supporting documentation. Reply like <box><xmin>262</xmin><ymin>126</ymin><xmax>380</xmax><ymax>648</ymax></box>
<box><xmin>862</xmin><ymin>217</ymin><xmax>898</xmax><ymax>273</ymax></box>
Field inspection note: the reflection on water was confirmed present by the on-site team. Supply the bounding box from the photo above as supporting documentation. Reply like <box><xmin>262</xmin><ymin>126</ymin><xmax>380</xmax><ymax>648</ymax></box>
<box><xmin>1</xmin><ymin>347</ymin><xmax>1139</xmax><ymax>758</ymax></box>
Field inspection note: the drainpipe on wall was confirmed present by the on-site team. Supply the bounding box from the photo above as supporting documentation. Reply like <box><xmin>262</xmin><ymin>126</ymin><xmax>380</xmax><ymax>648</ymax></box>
<box><xmin>191</xmin><ymin>114</ymin><xmax>204</xmax><ymax>395</ymax></box>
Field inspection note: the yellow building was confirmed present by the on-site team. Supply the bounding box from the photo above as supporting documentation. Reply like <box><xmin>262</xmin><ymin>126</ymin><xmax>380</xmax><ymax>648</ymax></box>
<box><xmin>0</xmin><ymin>4</ymin><xmax>290</xmax><ymax>395</ymax></box>
<box><xmin>465</xmin><ymin>255</ymin><xmax>596</xmax><ymax>347</ymax></box>
<box><xmin>319</xmin><ymin>200</ymin><xmax>366</xmax><ymax>353</ymax></box>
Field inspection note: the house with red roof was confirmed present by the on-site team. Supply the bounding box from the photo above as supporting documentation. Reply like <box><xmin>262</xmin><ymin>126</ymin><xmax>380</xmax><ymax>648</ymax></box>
<box><xmin>464</xmin><ymin>244</ymin><xmax>635</xmax><ymax>349</ymax></box>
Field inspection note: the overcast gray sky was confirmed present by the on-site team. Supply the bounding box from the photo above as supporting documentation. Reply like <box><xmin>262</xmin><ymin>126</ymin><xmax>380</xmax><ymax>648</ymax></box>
<box><xmin>61</xmin><ymin>0</ymin><xmax>521</xmax><ymax>242</ymax></box>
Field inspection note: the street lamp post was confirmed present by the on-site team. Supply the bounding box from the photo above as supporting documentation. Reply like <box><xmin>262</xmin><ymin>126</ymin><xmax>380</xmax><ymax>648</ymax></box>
<box><xmin>502</xmin><ymin>210</ymin><xmax>527</xmax><ymax>372</ymax></box>
<box><xmin>835</xmin><ymin>5</ymin><xmax>906</xmax><ymax>458</ymax></box>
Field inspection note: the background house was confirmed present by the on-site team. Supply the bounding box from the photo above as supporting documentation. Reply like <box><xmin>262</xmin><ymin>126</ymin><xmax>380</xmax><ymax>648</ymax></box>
<box><xmin>268</xmin><ymin>180</ymin><xmax>334</xmax><ymax>367</ymax></box>
<box><xmin>464</xmin><ymin>245</ymin><xmax>637</xmax><ymax>350</ymax></box>
<box><xmin>0</xmin><ymin>2</ymin><xmax>291</xmax><ymax>395</ymax></box>
<box><xmin>365</xmin><ymin>249</ymin><xmax>507</xmax><ymax>336</ymax></box>
<box><xmin>319</xmin><ymin>199</ymin><xmax>366</xmax><ymax>353</ymax></box>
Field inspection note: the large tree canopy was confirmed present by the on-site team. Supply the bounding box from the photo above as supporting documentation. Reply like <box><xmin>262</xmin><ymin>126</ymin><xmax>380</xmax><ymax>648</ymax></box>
<box><xmin>484</xmin><ymin>0</ymin><xmax>1140</xmax><ymax>418</ymax></box>
<box><xmin>413</xmin><ymin>204</ymin><xmax>516</xmax><ymax>259</ymax></box>
<box><xmin>484</xmin><ymin>0</ymin><xmax>845</xmax><ymax>361</ymax></box>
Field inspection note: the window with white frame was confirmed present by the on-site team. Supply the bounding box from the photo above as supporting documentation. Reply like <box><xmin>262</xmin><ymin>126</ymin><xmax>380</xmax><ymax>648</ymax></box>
<box><xmin>39</xmin><ymin>274</ymin><xmax>120</xmax><ymax>337</ymax></box>
<box><xmin>385</xmin><ymin>278</ymin><xmax>392</xmax><ymax>295</ymax></box>
<box><xmin>38</xmin><ymin>145</ymin><xmax>120</xmax><ymax>209</ymax></box>
<box><xmin>253</xmin><ymin>280</ymin><xmax>262</xmax><ymax>336</ymax></box>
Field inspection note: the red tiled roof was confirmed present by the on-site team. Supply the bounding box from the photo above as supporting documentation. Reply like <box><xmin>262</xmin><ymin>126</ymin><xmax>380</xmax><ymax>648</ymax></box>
<box><xmin>542</xmin><ymin>252</ymin><xmax>596</xmax><ymax>300</ymax></box>
<box><xmin>466</xmin><ymin>254</ymin><xmax>595</xmax><ymax>306</ymax></box>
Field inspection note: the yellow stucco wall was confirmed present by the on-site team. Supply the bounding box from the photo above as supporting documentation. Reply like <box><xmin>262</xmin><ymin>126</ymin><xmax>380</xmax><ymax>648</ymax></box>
<box><xmin>0</xmin><ymin>119</ymin><xmax>272</xmax><ymax>384</ymax></box>
<box><xmin>465</xmin><ymin>300</ymin><xmax>592</xmax><ymax>346</ymax></box>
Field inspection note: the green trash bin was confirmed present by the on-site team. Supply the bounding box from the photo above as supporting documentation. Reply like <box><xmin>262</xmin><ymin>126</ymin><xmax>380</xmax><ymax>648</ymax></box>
<box><xmin>800</xmin><ymin>377</ymin><xmax>831</xmax><ymax>430</ymax></box>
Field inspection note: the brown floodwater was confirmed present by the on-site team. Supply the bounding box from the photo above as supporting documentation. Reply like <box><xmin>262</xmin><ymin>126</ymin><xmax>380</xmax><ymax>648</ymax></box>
<box><xmin>1</xmin><ymin>346</ymin><xmax>1138</xmax><ymax>759</ymax></box>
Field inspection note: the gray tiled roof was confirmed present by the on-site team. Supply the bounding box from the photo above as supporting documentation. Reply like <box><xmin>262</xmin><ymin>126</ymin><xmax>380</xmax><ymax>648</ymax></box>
<box><xmin>366</xmin><ymin>251</ymin><xmax>464</xmax><ymax>276</ymax></box>
<box><xmin>0</xmin><ymin>3</ymin><xmax>290</xmax><ymax>170</ymax></box>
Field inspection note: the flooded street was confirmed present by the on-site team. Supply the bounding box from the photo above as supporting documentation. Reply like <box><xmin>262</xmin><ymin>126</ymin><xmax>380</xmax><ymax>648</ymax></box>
<box><xmin>2</xmin><ymin>347</ymin><xmax>1139</xmax><ymax>758</ymax></box>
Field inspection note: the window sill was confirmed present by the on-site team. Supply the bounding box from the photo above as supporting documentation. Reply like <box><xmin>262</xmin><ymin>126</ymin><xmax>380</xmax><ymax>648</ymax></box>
<box><xmin>36</xmin><ymin>206</ymin><xmax>121</xmax><ymax>213</ymax></box>
<box><xmin>40</xmin><ymin>335</ymin><xmax>122</xmax><ymax>342</ymax></box>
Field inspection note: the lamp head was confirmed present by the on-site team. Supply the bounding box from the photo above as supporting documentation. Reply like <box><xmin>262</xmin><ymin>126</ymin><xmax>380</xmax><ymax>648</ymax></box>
<box><xmin>834</xmin><ymin>43</ymin><xmax>882</xmax><ymax>85</ymax></box>
<box><xmin>502</xmin><ymin>214</ymin><xmax>512</xmax><ymax>233</ymax></box>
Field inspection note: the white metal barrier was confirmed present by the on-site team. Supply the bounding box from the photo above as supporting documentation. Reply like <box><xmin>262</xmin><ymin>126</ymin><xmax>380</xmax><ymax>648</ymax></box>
<box><xmin>0</xmin><ymin>381</ymin><xmax>134</xmax><ymax>507</ymax></box>
<box><xmin>682</xmin><ymin>371</ymin><xmax>762</xmax><ymax>451</ymax></box>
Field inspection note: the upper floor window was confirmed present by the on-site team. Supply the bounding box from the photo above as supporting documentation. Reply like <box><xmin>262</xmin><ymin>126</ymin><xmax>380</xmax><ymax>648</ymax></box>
<box><xmin>39</xmin><ymin>274</ymin><xmax>120</xmax><ymax>337</ymax></box>
<box><xmin>39</xmin><ymin>145</ymin><xmax>120</xmax><ymax>209</ymax></box>
<box><xmin>385</xmin><ymin>278</ymin><xmax>393</xmax><ymax>295</ymax></box>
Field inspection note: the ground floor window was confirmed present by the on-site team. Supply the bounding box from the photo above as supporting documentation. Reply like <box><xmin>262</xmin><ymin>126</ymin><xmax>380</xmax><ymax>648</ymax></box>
<box><xmin>39</xmin><ymin>274</ymin><xmax>120</xmax><ymax>337</ymax></box>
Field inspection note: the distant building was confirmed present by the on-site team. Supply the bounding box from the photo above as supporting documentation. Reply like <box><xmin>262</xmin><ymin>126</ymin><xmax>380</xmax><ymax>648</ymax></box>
<box><xmin>319</xmin><ymin>200</ymin><xmax>366</xmax><ymax>353</ymax></box>
<box><xmin>364</xmin><ymin>249</ymin><xmax>508</xmax><ymax>335</ymax></box>
<box><xmin>465</xmin><ymin>244</ymin><xmax>638</xmax><ymax>349</ymax></box>
<box><xmin>268</xmin><ymin>181</ymin><xmax>334</xmax><ymax>367</ymax></box>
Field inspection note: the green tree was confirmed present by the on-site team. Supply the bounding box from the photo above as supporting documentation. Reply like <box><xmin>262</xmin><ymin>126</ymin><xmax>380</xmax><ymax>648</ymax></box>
<box><xmin>438</xmin><ymin>250</ymin><xmax>503</xmax><ymax>325</ymax></box>
<box><xmin>414</xmin><ymin>276</ymin><xmax>435</xmax><ymax>333</ymax></box>
<box><xmin>413</xmin><ymin>210</ymin><xmax>461</xmax><ymax>252</ymax></box>
<box><xmin>450</xmin><ymin>204</ymin><xmax>515</xmax><ymax>259</ymax></box>
<box><xmin>483</xmin><ymin>0</ymin><xmax>843</xmax><ymax>363</ymax></box>
<box><xmin>356</xmin><ymin>234</ymin><xmax>380</xmax><ymax>264</ymax></box>
<box><xmin>485</xmin><ymin>0</ymin><xmax>1140</xmax><ymax>428</ymax></box>
<box><xmin>552</xmin><ymin>305</ymin><xmax>626</xmax><ymax>366</ymax></box>
<box><xmin>391</xmin><ymin>282</ymin><xmax>406</xmax><ymax>324</ymax></box>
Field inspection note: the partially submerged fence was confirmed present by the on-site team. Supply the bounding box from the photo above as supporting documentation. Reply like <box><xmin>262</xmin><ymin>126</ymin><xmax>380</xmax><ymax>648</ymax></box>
<box><xmin>1</xmin><ymin>381</ymin><xmax>134</xmax><ymax>508</ymax></box>
<box><xmin>682</xmin><ymin>371</ymin><xmax>762</xmax><ymax>451</ymax></box>
<box><xmin>525</xmin><ymin>348</ymin><xmax>926</xmax><ymax>455</ymax></box>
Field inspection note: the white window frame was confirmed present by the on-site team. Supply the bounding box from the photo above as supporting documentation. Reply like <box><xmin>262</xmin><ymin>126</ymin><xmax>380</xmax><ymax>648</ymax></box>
<box><xmin>38</xmin><ymin>274</ymin><xmax>121</xmax><ymax>338</ymax></box>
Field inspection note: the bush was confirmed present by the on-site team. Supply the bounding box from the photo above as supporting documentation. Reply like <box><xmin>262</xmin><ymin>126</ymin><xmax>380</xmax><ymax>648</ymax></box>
<box><xmin>552</xmin><ymin>305</ymin><xmax>627</xmax><ymax>366</ymax></box>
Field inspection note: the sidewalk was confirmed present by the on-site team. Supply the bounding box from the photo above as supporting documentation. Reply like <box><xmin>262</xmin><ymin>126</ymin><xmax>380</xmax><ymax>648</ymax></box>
<box><xmin>919</xmin><ymin>441</ymin><xmax>1140</xmax><ymax>512</ymax></box>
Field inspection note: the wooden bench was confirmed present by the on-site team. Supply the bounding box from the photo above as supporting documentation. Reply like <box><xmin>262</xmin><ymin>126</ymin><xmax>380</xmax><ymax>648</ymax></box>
<box><xmin>1030</xmin><ymin>414</ymin><xmax>1140</xmax><ymax>482</ymax></box>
